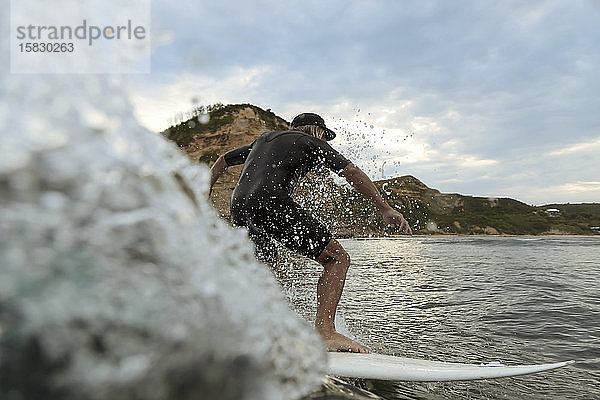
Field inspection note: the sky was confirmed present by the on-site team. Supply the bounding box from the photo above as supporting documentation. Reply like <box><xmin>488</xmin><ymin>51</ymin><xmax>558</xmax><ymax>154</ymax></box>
<box><xmin>130</xmin><ymin>0</ymin><xmax>600</xmax><ymax>205</ymax></box>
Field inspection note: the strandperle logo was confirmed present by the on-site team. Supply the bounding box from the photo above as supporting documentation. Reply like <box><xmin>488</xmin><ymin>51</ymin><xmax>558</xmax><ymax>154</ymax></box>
<box><xmin>15</xmin><ymin>19</ymin><xmax>147</xmax><ymax>46</ymax></box>
<box><xmin>11</xmin><ymin>0</ymin><xmax>151</xmax><ymax>73</ymax></box>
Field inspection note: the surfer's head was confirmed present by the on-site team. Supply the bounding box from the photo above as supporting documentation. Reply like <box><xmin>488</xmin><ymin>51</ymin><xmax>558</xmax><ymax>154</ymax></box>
<box><xmin>291</xmin><ymin>113</ymin><xmax>336</xmax><ymax>141</ymax></box>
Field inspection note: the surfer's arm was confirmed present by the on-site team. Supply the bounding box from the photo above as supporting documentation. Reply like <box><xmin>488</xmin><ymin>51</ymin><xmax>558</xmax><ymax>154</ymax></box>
<box><xmin>341</xmin><ymin>163</ymin><xmax>388</xmax><ymax>211</ymax></box>
<box><xmin>209</xmin><ymin>143</ymin><xmax>254</xmax><ymax>196</ymax></box>
<box><xmin>208</xmin><ymin>155</ymin><xmax>228</xmax><ymax>197</ymax></box>
<box><xmin>341</xmin><ymin>163</ymin><xmax>412</xmax><ymax>234</ymax></box>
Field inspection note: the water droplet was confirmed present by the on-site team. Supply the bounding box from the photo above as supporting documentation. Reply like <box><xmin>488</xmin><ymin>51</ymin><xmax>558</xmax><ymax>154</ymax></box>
<box><xmin>198</xmin><ymin>112</ymin><xmax>210</xmax><ymax>124</ymax></box>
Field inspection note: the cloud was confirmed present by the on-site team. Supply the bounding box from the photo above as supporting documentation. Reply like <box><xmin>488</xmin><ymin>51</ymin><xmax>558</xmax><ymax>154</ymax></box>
<box><xmin>129</xmin><ymin>0</ymin><xmax>600</xmax><ymax>204</ymax></box>
<box><xmin>131</xmin><ymin>66</ymin><xmax>273</xmax><ymax>131</ymax></box>
<box><xmin>548</xmin><ymin>137</ymin><xmax>600</xmax><ymax>156</ymax></box>
<box><xmin>505</xmin><ymin>181</ymin><xmax>600</xmax><ymax>205</ymax></box>
<box><xmin>560</xmin><ymin>181</ymin><xmax>600</xmax><ymax>192</ymax></box>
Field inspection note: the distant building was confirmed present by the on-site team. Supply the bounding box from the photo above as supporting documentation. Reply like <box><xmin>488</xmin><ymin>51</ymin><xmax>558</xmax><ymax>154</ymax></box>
<box><xmin>545</xmin><ymin>208</ymin><xmax>560</xmax><ymax>216</ymax></box>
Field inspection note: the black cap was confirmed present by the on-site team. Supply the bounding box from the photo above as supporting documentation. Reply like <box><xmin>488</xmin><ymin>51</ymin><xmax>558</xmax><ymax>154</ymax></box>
<box><xmin>290</xmin><ymin>113</ymin><xmax>336</xmax><ymax>141</ymax></box>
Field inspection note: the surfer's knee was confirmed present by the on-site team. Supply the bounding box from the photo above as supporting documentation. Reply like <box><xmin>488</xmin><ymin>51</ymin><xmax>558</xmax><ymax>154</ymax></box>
<box><xmin>317</xmin><ymin>238</ymin><xmax>350</xmax><ymax>269</ymax></box>
<box><xmin>335</xmin><ymin>246</ymin><xmax>350</xmax><ymax>269</ymax></box>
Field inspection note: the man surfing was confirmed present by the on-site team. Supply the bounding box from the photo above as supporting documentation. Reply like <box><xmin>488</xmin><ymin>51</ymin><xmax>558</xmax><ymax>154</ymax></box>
<box><xmin>209</xmin><ymin>112</ymin><xmax>412</xmax><ymax>353</ymax></box>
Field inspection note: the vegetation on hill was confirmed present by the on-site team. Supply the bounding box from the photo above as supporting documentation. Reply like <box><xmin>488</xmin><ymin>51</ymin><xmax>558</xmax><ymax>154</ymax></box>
<box><xmin>163</xmin><ymin>103</ymin><xmax>600</xmax><ymax>236</ymax></box>
<box><xmin>163</xmin><ymin>103</ymin><xmax>288</xmax><ymax>148</ymax></box>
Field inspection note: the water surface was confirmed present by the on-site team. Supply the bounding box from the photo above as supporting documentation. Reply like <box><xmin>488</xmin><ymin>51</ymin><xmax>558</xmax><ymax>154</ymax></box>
<box><xmin>283</xmin><ymin>236</ymin><xmax>600</xmax><ymax>399</ymax></box>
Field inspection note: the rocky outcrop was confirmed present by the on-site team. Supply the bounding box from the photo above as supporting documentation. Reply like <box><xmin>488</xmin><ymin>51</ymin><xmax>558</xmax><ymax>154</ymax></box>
<box><xmin>165</xmin><ymin>104</ymin><xmax>289</xmax><ymax>218</ymax></box>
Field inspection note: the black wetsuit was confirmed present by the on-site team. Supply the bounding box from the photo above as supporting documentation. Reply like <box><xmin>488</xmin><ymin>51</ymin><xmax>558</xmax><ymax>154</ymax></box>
<box><xmin>224</xmin><ymin>130</ymin><xmax>351</xmax><ymax>262</ymax></box>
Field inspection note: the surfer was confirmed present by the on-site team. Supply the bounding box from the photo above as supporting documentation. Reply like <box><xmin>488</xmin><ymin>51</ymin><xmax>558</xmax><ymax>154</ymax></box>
<box><xmin>209</xmin><ymin>112</ymin><xmax>412</xmax><ymax>353</ymax></box>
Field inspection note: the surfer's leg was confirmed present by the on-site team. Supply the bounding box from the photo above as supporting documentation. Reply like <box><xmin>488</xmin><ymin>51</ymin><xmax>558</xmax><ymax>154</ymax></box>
<box><xmin>247</xmin><ymin>224</ymin><xmax>278</xmax><ymax>265</ymax></box>
<box><xmin>316</xmin><ymin>239</ymin><xmax>370</xmax><ymax>354</ymax></box>
<box><xmin>250</xmin><ymin>201</ymin><xmax>369</xmax><ymax>352</ymax></box>
<box><xmin>235</xmin><ymin>202</ymin><xmax>279</xmax><ymax>266</ymax></box>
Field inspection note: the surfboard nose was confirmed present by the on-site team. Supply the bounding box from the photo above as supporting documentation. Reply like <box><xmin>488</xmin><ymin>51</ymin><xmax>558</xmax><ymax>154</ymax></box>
<box><xmin>327</xmin><ymin>353</ymin><xmax>576</xmax><ymax>381</ymax></box>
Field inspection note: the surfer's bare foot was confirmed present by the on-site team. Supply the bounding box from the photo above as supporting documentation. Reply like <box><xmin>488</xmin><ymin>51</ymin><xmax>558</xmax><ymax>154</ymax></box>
<box><xmin>321</xmin><ymin>331</ymin><xmax>370</xmax><ymax>353</ymax></box>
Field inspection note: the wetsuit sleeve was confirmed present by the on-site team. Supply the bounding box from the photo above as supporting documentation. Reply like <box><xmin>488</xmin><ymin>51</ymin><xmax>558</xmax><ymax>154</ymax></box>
<box><xmin>223</xmin><ymin>143</ymin><xmax>253</xmax><ymax>166</ymax></box>
<box><xmin>309</xmin><ymin>138</ymin><xmax>351</xmax><ymax>174</ymax></box>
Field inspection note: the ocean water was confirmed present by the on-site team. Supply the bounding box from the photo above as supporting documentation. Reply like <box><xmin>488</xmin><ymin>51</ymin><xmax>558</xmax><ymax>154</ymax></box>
<box><xmin>278</xmin><ymin>236</ymin><xmax>600</xmax><ymax>400</ymax></box>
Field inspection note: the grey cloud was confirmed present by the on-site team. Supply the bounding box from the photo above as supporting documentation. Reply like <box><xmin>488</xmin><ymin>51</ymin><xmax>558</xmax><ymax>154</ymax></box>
<box><xmin>138</xmin><ymin>0</ymin><xmax>600</xmax><ymax>203</ymax></box>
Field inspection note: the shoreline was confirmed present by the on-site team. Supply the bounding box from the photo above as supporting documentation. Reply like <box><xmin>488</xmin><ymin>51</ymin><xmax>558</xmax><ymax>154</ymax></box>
<box><xmin>344</xmin><ymin>233</ymin><xmax>600</xmax><ymax>239</ymax></box>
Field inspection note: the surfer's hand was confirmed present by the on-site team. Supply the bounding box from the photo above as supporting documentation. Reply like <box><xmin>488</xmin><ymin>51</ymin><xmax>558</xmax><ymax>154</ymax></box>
<box><xmin>382</xmin><ymin>208</ymin><xmax>412</xmax><ymax>235</ymax></box>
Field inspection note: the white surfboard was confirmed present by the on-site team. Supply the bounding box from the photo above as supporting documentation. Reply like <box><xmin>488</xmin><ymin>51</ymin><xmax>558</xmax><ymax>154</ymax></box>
<box><xmin>327</xmin><ymin>353</ymin><xmax>575</xmax><ymax>381</ymax></box>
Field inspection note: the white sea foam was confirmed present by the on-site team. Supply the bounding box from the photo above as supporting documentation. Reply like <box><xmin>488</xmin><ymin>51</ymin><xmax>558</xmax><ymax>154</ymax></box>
<box><xmin>0</xmin><ymin>4</ymin><xmax>325</xmax><ymax>399</ymax></box>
